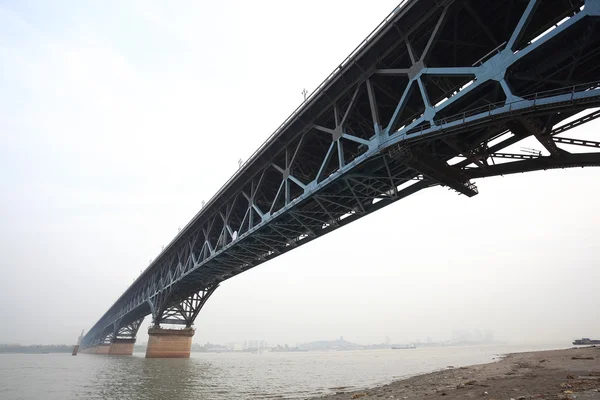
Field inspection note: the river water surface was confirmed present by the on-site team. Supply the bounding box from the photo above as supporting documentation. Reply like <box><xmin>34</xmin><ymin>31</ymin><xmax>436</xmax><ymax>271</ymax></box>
<box><xmin>0</xmin><ymin>343</ymin><xmax>564</xmax><ymax>399</ymax></box>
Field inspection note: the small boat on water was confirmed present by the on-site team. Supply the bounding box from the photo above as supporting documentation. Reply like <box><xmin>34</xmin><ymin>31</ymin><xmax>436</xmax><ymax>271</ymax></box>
<box><xmin>573</xmin><ymin>338</ymin><xmax>600</xmax><ymax>345</ymax></box>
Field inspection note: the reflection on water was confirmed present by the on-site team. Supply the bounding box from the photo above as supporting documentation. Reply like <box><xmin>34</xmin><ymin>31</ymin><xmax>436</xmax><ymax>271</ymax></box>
<box><xmin>93</xmin><ymin>357</ymin><xmax>217</xmax><ymax>400</ymax></box>
<box><xmin>0</xmin><ymin>343</ymin><xmax>564</xmax><ymax>400</ymax></box>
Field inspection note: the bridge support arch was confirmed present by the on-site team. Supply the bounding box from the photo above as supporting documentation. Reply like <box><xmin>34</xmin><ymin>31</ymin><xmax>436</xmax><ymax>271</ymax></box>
<box><xmin>108</xmin><ymin>317</ymin><xmax>144</xmax><ymax>355</ymax></box>
<box><xmin>145</xmin><ymin>284</ymin><xmax>218</xmax><ymax>358</ymax></box>
<box><xmin>80</xmin><ymin>317</ymin><xmax>144</xmax><ymax>355</ymax></box>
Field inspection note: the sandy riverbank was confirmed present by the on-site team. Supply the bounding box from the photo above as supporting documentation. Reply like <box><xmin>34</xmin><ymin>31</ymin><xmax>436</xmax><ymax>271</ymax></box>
<box><xmin>317</xmin><ymin>346</ymin><xmax>600</xmax><ymax>400</ymax></box>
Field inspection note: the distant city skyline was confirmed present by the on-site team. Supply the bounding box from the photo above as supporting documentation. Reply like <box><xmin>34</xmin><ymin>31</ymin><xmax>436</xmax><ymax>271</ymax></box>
<box><xmin>0</xmin><ymin>328</ymin><xmax>506</xmax><ymax>348</ymax></box>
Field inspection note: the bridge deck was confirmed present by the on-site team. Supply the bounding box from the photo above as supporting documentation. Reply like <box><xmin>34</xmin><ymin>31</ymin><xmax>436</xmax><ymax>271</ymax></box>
<box><xmin>82</xmin><ymin>0</ymin><xmax>600</xmax><ymax>346</ymax></box>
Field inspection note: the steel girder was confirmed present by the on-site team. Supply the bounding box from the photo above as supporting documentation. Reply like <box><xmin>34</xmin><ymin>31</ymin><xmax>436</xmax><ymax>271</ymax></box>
<box><xmin>81</xmin><ymin>0</ymin><xmax>600</xmax><ymax>347</ymax></box>
<box><xmin>88</xmin><ymin>317</ymin><xmax>144</xmax><ymax>347</ymax></box>
<box><xmin>148</xmin><ymin>284</ymin><xmax>218</xmax><ymax>328</ymax></box>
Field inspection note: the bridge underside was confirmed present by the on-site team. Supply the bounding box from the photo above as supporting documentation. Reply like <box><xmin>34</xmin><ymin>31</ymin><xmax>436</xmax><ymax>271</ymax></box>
<box><xmin>82</xmin><ymin>0</ymin><xmax>600</xmax><ymax>354</ymax></box>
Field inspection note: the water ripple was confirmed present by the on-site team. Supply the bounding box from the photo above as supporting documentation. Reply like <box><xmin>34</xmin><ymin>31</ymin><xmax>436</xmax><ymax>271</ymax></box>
<box><xmin>0</xmin><ymin>344</ymin><xmax>563</xmax><ymax>399</ymax></box>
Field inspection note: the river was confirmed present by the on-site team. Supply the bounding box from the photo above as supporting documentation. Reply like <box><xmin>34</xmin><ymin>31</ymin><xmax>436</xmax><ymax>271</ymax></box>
<box><xmin>0</xmin><ymin>343</ymin><xmax>565</xmax><ymax>399</ymax></box>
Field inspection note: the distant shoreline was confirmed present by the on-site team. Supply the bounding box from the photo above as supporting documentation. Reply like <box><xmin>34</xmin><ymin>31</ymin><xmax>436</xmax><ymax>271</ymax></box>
<box><xmin>315</xmin><ymin>346</ymin><xmax>600</xmax><ymax>400</ymax></box>
<box><xmin>0</xmin><ymin>345</ymin><xmax>73</xmax><ymax>354</ymax></box>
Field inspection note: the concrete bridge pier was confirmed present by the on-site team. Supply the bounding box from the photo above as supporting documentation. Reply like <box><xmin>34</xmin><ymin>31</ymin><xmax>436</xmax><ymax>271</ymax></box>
<box><xmin>145</xmin><ymin>326</ymin><xmax>195</xmax><ymax>358</ymax></box>
<box><xmin>95</xmin><ymin>343</ymin><xmax>111</xmax><ymax>354</ymax></box>
<box><xmin>104</xmin><ymin>317</ymin><xmax>144</xmax><ymax>355</ymax></box>
<box><xmin>145</xmin><ymin>284</ymin><xmax>218</xmax><ymax>358</ymax></box>
<box><xmin>79</xmin><ymin>318</ymin><xmax>144</xmax><ymax>355</ymax></box>
<box><xmin>80</xmin><ymin>346</ymin><xmax>97</xmax><ymax>354</ymax></box>
<box><xmin>109</xmin><ymin>338</ymin><xmax>136</xmax><ymax>355</ymax></box>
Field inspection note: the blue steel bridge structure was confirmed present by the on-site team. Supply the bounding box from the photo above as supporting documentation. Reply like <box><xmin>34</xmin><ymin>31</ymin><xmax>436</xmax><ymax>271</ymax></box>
<box><xmin>82</xmin><ymin>0</ymin><xmax>600</xmax><ymax>348</ymax></box>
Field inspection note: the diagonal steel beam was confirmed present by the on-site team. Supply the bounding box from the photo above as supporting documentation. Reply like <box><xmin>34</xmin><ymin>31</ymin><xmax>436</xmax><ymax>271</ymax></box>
<box><xmin>421</xmin><ymin>5</ymin><xmax>449</xmax><ymax>61</ymax></box>
<box><xmin>553</xmin><ymin>136</ymin><xmax>600</xmax><ymax>149</ymax></box>
<box><xmin>507</xmin><ymin>0</ymin><xmax>539</xmax><ymax>51</ymax></box>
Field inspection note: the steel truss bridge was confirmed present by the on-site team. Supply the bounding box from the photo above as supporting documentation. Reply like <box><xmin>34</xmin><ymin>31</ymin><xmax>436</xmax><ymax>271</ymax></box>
<box><xmin>82</xmin><ymin>0</ymin><xmax>600</xmax><ymax>348</ymax></box>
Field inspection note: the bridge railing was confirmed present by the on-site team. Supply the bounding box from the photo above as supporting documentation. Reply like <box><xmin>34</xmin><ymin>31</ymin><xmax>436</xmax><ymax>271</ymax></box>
<box><xmin>405</xmin><ymin>80</ymin><xmax>600</xmax><ymax>137</ymax></box>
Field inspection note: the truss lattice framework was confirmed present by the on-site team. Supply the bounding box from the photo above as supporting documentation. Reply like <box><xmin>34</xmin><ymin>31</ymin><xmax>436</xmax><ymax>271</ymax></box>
<box><xmin>149</xmin><ymin>284</ymin><xmax>219</xmax><ymax>328</ymax></box>
<box><xmin>90</xmin><ymin>317</ymin><xmax>144</xmax><ymax>346</ymax></box>
<box><xmin>113</xmin><ymin>318</ymin><xmax>143</xmax><ymax>340</ymax></box>
<box><xmin>82</xmin><ymin>0</ymin><xmax>600</xmax><ymax>347</ymax></box>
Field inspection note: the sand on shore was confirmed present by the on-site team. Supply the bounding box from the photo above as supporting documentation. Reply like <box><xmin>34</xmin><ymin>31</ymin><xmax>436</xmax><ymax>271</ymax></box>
<box><xmin>317</xmin><ymin>346</ymin><xmax>600</xmax><ymax>400</ymax></box>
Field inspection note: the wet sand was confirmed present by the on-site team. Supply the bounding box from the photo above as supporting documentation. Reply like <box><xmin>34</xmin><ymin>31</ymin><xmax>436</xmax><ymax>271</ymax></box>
<box><xmin>318</xmin><ymin>346</ymin><xmax>600</xmax><ymax>400</ymax></box>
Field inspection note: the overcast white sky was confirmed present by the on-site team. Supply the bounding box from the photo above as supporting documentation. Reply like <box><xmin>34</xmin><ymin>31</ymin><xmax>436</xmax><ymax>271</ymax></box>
<box><xmin>1</xmin><ymin>0</ymin><xmax>599</xmax><ymax>347</ymax></box>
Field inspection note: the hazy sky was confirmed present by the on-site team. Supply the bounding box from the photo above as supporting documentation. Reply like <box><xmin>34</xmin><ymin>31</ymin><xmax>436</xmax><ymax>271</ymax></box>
<box><xmin>1</xmin><ymin>1</ymin><xmax>599</xmax><ymax>347</ymax></box>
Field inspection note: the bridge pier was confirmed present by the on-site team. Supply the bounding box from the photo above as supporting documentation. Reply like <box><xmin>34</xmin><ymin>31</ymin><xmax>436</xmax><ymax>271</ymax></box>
<box><xmin>143</xmin><ymin>285</ymin><xmax>218</xmax><ymax>358</ymax></box>
<box><xmin>95</xmin><ymin>343</ymin><xmax>111</xmax><ymax>355</ymax></box>
<box><xmin>145</xmin><ymin>326</ymin><xmax>195</xmax><ymax>358</ymax></box>
<box><xmin>109</xmin><ymin>338</ymin><xmax>136</xmax><ymax>355</ymax></box>
<box><xmin>80</xmin><ymin>346</ymin><xmax>97</xmax><ymax>354</ymax></box>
